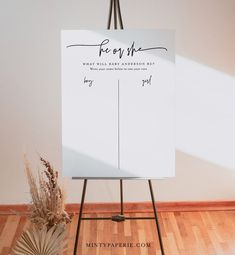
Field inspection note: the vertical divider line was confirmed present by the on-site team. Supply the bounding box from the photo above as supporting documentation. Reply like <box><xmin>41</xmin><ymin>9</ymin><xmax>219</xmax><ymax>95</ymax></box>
<box><xmin>118</xmin><ymin>79</ymin><xmax>120</xmax><ymax>169</ymax></box>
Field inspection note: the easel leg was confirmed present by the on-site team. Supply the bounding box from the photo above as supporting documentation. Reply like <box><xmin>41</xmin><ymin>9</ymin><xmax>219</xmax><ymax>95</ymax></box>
<box><xmin>120</xmin><ymin>179</ymin><xmax>124</xmax><ymax>215</ymax></box>
<box><xmin>148</xmin><ymin>180</ymin><xmax>165</xmax><ymax>255</ymax></box>
<box><xmin>73</xmin><ymin>179</ymin><xmax>87</xmax><ymax>255</ymax></box>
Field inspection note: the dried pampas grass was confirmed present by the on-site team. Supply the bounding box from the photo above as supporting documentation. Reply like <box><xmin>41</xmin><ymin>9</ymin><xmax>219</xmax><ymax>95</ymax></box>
<box><xmin>12</xmin><ymin>224</ymin><xmax>67</xmax><ymax>255</ymax></box>
<box><xmin>11</xmin><ymin>156</ymin><xmax>71</xmax><ymax>255</ymax></box>
<box><xmin>24</xmin><ymin>156</ymin><xmax>71</xmax><ymax>230</ymax></box>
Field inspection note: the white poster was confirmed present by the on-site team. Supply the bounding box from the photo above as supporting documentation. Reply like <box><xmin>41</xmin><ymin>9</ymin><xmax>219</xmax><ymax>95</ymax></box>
<box><xmin>61</xmin><ymin>30</ymin><xmax>175</xmax><ymax>179</ymax></box>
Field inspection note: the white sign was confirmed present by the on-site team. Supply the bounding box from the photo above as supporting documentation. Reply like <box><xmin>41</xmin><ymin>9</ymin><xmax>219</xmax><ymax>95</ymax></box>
<box><xmin>61</xmin><ymin>30</ymin><xmax>175</xmax><ymax>179</ymax></box>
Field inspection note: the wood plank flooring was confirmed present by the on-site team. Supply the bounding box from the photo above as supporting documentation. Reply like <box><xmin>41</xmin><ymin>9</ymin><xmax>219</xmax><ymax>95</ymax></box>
<box><xmin>1</xmin><ymin>211</ymin><xmax>235</xmax><ymax>255</ymax></box>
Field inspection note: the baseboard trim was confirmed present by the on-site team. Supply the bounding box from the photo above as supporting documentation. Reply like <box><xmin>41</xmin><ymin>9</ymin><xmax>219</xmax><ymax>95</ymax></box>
<box><xmin>0</xmin><ymin>201</ymin><xmax>235</xmax><ymax>215</ymax></box>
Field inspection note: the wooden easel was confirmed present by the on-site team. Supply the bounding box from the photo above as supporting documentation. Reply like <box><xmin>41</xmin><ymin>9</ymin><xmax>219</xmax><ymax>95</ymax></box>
<box><xmin>73</xmin><ymin>1</ymin><xmax>165</xmax><ymax>254</ymax></box>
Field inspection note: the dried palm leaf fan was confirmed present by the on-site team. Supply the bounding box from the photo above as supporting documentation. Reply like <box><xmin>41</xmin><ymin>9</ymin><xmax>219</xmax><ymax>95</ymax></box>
<box><xmin>12</xmin><ymin>225</ymin><xmax>67</xmax><ymax>255</ymax></box>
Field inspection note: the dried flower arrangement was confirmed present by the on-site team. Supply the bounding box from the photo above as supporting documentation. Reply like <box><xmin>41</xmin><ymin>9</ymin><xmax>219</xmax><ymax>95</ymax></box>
<box><xmin>25</xmin><ymin>156</ymin><xmax>71</xmax><ymax>230</ymax></box>
<box><xmin>11</xmin><ymin>156</ymin><xmax>71</xmax><ymax>255</ymax></box>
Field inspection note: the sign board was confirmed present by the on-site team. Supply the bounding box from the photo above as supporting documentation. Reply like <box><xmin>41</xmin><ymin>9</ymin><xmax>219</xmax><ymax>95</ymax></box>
<box><xmin>61</xmin><ymin>30</ymin><xmax>175</xmax><ymax>178</ymax></box>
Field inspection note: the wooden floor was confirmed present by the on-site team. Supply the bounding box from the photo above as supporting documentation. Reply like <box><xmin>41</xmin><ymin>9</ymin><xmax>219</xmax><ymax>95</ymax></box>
<box><xmin>1</xmin><ymin>211</ymin><xmax>235</xmax><ymax>255</ymax></box>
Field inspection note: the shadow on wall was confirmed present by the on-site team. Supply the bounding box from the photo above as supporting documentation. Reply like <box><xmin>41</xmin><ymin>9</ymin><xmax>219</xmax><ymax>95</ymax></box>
<box><xmin>155</xmin><ymin>150</ymin><xmax>235</xmax><ymax>201</ymax></box>
<box><xmin>176</xmin><ymin>55</ymin><xmax>235</xmax><ymax>171</ymax></box>
<box><xmin>175</xmin><ymin>0</ymin><xmax>235</xmax><ymax>77</ymax></box>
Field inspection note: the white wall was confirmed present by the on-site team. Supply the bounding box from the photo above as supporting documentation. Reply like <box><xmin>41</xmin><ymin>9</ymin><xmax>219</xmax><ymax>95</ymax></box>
<box><xmin>0</xmin><ymin>0</ymin><xmax>235</xmax><ymax>204</ymax></box>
